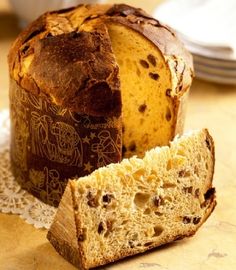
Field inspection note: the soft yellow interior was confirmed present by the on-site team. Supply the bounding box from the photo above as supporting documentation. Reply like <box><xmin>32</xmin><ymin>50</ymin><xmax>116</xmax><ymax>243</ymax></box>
<box><xmin>107</xmin><ymin>23</ymin><xmax>175</xmax><ymax>158</ymax></box>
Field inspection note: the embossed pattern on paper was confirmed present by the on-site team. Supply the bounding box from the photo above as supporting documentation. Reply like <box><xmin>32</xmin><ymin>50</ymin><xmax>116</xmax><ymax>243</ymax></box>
<box><xmin>9</xmin><ymin>80</ymin><xmax>122</xmax><ymax>206</ymax></box>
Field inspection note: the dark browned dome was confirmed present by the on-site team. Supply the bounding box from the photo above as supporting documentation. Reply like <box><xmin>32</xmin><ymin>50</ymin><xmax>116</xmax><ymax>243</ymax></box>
<box><xmin>9</xmin><ymin>4</ymin><xmax>193</xmax><ymax>115</ymax></box>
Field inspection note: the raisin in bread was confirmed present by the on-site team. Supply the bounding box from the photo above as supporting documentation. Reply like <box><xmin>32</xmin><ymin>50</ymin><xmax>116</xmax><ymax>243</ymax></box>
<box><xmin>8</xmin><ymin>4</ymin><xmax>193</xmax><ymax>205</ymax></box>
<box><xmin>47</xmin><ymin>129</ymin><xmax>216</xmax><ymax>269</ymax></box>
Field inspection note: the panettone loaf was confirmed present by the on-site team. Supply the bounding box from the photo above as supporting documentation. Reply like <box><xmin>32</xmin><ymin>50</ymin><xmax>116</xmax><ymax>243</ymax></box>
<box><xmin>47</xmin><ymin>129</ymin><xmax>216</xmax><ymax>269</ymax></box>
<box><xmin>8</xmin><ymin>4</ymin><xmax>193</xmax><ymax>205</ymax></box>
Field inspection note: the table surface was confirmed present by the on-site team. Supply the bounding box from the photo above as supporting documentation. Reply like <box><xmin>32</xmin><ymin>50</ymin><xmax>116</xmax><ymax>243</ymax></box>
<box><xmin>1</xmin><ymin>1</ymin><xmax>236</xmax><ymax>270</ymax></box>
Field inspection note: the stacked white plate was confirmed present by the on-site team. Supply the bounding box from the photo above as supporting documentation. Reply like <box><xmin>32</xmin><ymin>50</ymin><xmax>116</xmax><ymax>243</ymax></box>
<box><xmin>154</xmin><ymin>0</ymin><xmax>236</xmax><ymax>85</ymax></box>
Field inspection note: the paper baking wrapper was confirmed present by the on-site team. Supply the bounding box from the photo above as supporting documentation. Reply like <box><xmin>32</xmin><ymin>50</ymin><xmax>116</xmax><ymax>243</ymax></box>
<box><xmin>9</xmin><ymin>79</ymin><xmax>122</xmax><ymax>206</ymax></box>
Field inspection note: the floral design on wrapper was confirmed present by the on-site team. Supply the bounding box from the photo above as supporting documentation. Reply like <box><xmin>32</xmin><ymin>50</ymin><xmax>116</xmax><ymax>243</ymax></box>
<box><xmin>12</xmin><ymin>119</ymin><xmax>29</xmax><ymax>171</ymax></box>
<box><xmin>92</xmin><ymin>130</ymin><xmax>120</xmax><ymax>167</ymax></box>
<box><xmin>9</xmin><ymin>81</ymin><xmax>28</xmax><ymax>107</ymax></box>
<box><xmin>0</xmin><ymin>111</ymin><xmax>56</xmax><ymax>229</ymax></box>
<box><xmin>51</xmin><ymin>122</ymin><xmax>83</xmax><ymax>166</ymax></box>
<box><xmin>29</xmin><ymin>167</ymin><xmax>66</xmax><ymax>206</ymax></box>
<box><xmin>27</xmin><ymin>93</ymin><xmax>44</xmax><ymax>111</ymax></box>
<box><xmin>30</xmin><ymin>112</ymin><xmax>83</xmax><ymax>166</ymax></box>
<box><xmin>70</xmin><ymin>112</ymin><xmax>120</xmax><ymax>130</ymax></box>
<box><xmin>46</xmin><ymin>167</ymin><xmax>66</xmax><ymax>206</ymax></box>
<box><xmin>9</xmin><ymin>81</ymin><xmax>121</xmax><ymax>206</ymax></box>
<box><xmin>69</xmin><ymin>111</ymin><xmax>91</xmax><ymax>126</ymax></box>
<box><xmin>48</xmin><ymin>103</ymin><xmax>69</xmax><ymax>116</ymax></box>
<box><xmin>29</xmin><ymin>169</ymin><xmax>45</xmax><ymax>189</ymax></box>
<box><xmin>10</xmin><ymin>84</ymin><xmax>29</xmax><ymax>171</ymax></box>
<box><xmin>85</xmin><ymin>116</ymin><xmax>120</xmax><ymax>129</ymax></box>
<box><xmin>116</xmin><ymin>131</ymin><xmax>122</xmax><ymax>151</ymax></box>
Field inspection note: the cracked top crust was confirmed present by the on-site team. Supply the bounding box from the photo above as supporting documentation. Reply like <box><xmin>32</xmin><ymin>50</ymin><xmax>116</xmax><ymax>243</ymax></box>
<box><xmin>8</xmin><ymin>4</ymin><xmax>193</xmax><ymax>117</ymax></box>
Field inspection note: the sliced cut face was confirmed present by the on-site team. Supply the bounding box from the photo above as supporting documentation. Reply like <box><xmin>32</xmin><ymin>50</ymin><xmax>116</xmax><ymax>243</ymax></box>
<box><xmin>66</xmin><ymin>129</ymin><xmax>215</xmax><ymax>269</ymax></box>
<box><xmin>108</xmin><ymin>23</ymin><xmax>175</xmax><ymax>158</ymax></box>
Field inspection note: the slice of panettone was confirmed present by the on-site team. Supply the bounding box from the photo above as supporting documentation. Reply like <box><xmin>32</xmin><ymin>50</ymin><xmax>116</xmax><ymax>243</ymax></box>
<box><xmin>47</xmin><ymin>129</ymin><xmax>216</xmax><ymax>269</ymax></box>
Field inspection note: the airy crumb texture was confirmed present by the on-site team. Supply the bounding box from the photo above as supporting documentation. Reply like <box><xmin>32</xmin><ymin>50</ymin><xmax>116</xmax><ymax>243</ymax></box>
<box><xmin>47</xmin><ymin>129</ymin><xmax>216</xmax><ymax>270</ymax></box>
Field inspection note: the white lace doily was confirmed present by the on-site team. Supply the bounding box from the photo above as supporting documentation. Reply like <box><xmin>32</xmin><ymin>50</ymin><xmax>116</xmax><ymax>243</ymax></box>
<box><xmin>0</xmin><ymin>110</ymin><xmax>56</xmax><ymax>229</ymax></box>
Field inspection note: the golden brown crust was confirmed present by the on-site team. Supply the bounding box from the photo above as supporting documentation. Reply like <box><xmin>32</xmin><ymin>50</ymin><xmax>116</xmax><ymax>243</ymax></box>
<box><xmin>8</xmin><ymin>3</ymin><xmax>193</xmax><ymax>115</ymax></box>
<box><xmin>204</xmin><ymin>128</ymin><xmax>216</xmax><ymax>174</ymax></box>
<box><xmin>172</xmin><ymin>91</ymin><xmax>189</xmax><ymax>137</ymax></box>
<box><xmin>47</xmin><ymin>182</ymin><xmax>82</xmax><ymax>268</ymax></box>
<box><xmin>9</xmin><ymin>18</ymin><xmax>121</xmax><ymax>117</ymax></box>
<box><xmin>8</xmin><ymin>15</ymin><xmax>47</xmax><ymax>80</ymax></box>
<box><xmin>29</xmin><ymin>30</ymin><xmax>121</xmax><ymax>117</ymax></box>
